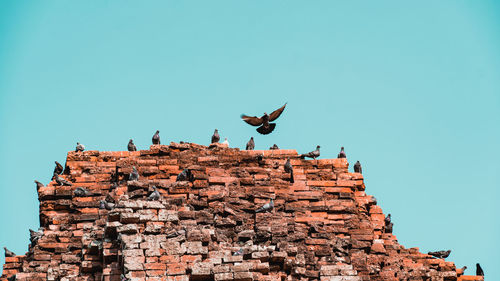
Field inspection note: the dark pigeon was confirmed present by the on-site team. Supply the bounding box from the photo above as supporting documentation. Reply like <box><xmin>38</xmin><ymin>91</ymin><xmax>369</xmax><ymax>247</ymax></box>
<box><xmin>211</xmin><ymin>129</ymin><xmax>220</xmax><ymax>144</ymax></box>
<box><xmin>256</xmin><ymin>198</ymin><xmax>274</xmax><ymax>213</ymax></box>
<box><xmin>147</xmin><ymin>186</ymin><xmax>160</xmax><ymax>201</ymax></box>
<box><xmin>74</xmin><ymin>187</ymin><xmax>92</xmax><ymax>197</ymax></box>
<box><xmin>241</xmin><ymin>103</ymin><xmax>287</xmax><ymax>135</ymax></box>
<box><xmin>385</xmin><ymin>214</ymin><xmax>391</xmax><ymax>225</ymax></box>
<box><xmin>385</xmin><ymin>222</ymin><xmax>393</xmax><ymax>233</ymax></box>
<box><xmin>55</xmin><ymin>175</ymin><xmax>72</xmax><ymax>186</ymax></box>
<box><xmin>53</xmin><ymin>161</ymin><xmax>64</xmax><ymax>178</ymax></box>
<box><xmin>269</xmin><ymin>144</ymin><xmax>279</xmax><ymax>150</ymax></box>
<box><xmin>246</xmin><ymin>137</ymin><xmax>255</xmax><ymax>150</ymax></box>
<box><xmin>428</xmin><ymin>250</ymin><xmax>451</xmax><ymax>259</ymax></box>
<box><xmin>99</xmin><ymin>200</ymin><xmax>115</xmax><ymax>210</ymax></box>
<box><xmin>354</xmin><ymin>161</ymin><xmax>362</xmax><ymax>174</ymax></box>
<box><xmin>337</xmin><ymin>147</ymin><xmax>346</xmax><ymax>158</ymax></box>
<box><xmin>128</xmin><ymin>139</ymin><xmax>137</xmax><ymax>151</ymax></box>
<box><xmin>34</xmin><ymin>180</ymin><xmax>44</xmax><ymax>191</ymax></box>
<box><xmin>284</xmin><ymin>158</ymin><xmax>294</xmax><ymax>183</ymax></box>
<box><xmin>29</xmin><ymin>228</ymin><xmax>43</xmax><ymax>245</ymax></box>
<box><xmin>300</xmin><ymin>145</ymin><xmax>320</xmax><ymax>160</ymax></box>
<box><xmin>4</xmin><ymin>247</ymin><xmax>15</xmax><ymax>257</ymax></box>
<box><xmin>129</xmin><ymin>166</ymin><xmax>139</xmax><ymax>181</ymax></box>
<box><xmin>152</xmin><ymin>130</ymin><xmax>160</xmax><ymax>145</ymax></box>
<box><xmin>75</xmin><ymin>142</ymin><xmax>85</xmax><ymax>152</ymax></box>
<box><xmin>177</xmin><ymin>169</ymin><xmax>194</xmax><ymax>182</ymax></box>
<box><xmin>476</xmin><ymin>263</ymin><xmax>484</xmax><ymax>276</ymax></box>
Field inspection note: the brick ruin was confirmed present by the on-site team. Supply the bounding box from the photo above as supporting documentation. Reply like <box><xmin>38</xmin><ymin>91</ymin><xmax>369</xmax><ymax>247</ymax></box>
<box><xmin>1</xmin><ymin>142</ymin><xmax>483</xmax><ymax>281</ymax></box>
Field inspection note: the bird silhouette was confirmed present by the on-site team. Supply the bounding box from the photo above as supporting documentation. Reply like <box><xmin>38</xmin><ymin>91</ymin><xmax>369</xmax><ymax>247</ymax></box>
<box><xmin>246</xmin><ymin>137</ymin><xmax>255</xmax><ymax>150</ymax></box>
<box><xmin>354</xmin><ymin>161</ymin><xmax>362</xmax><ymax>174</ymax></box>
<box><xmin>152</xmin><ymin>130</ymin><xmax>160</xmax><ymax>145</ymax></box>
<box><xmin>128</xmin><ymin>139</ymin><xmax>137</xmax><ymax>151</ymax></box>
<box><xmin>241</xmin><ymin>103</ymin><xmax>287</xmax><ymax>135</ymax></box>
<box><xmin>300</xmin><ymin>146</ymin><xmax>320</xmax><ymax>160</ymax></box>
<box><xmin>211</xmin><ymin>129</ymin><xmax>220</xmax><ymax>144</ymax></box>
<box><xmin>284</xmin><ymin>158</ymin><xmax>294</xmax><ymax>183</ymax></box>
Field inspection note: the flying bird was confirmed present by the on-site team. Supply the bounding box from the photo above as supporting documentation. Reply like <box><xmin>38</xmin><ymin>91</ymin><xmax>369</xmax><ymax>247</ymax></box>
<box><xmin>152</xmin><ymin>130</ymin><xmax>160</xmax><ymax>145</ymax></box>
<box><xmin>129</xmin><ymin>166</ymin><xmax>139</xmax><ymax>181</ymax></box>
<box><xmin>147</xmin><ymin>186</ymin><xmax>160</xmax><ymax>201</ymax></box>
<box><xmin>4</xmin><ymin>247</ymin><xmax>15</xmax><ymax>257</ymax></box>
<box><xmin>74</xmin><ymin>187</ymin><xmax>93</xmax><ymax>197</ymax></box>
<box><xmin>255</xmin><ymin>198</ymin><xmax>274</xmax><ymax>213</ymax></box>
<box><xmin>34</xmin><ymin>180</ymin><xmax>44</xmax><ymax>191</ymax></box>
<box><xmin>241</xmin><ymin>103</ymin><xmax>287</xmax><ymax>135</ymax></box>
<box><xmin>211</xmin><ymin>129</ymin><xmax>220</xmax><ymax>144</ymax></box>
<box><xmin>300</xmin><ymin>146</ymin><xmax>320</xmax><ymax>160</ymax></box>
<box><xmin>337</xmin><ymin>147</ymin><xmax>346</xmax><ymax>158</ymax></box>
<box><xmin>75</xmin><ymin>142</ymin><xmax>85</xmax><ymax>152</ymax></box>
<box><xmin>246</xmin><ymin>137</ymin><xmax>255</xmax><ymax>150</ymax></box>
<box><xmin>284</xmin><ymin>158</ymin><xmax>294</xmax><ymax>183</ymax></box>
<box><xmin>354</xmin><ymin>161</ymin><xmax>362</xmax><ymax>174</ymax></box>
<box><xmin>269</xmin><ymin>144</ymin><xmax>279</xmax><ymax>150</ymax></box>
<box><xmin>128</xmin><ymin>139</ymin><xmax>137</xmax><ymax>151</ymax></box>
<box><xmin>55</xmin><ymin>175</ymin><xmax>72</xmax><ymax>186</ymax></box>
<box><xmin>476</xmin><ymin>263</ymin><xmax>484</xmax><ymax>276</ymax></box>
<box><xmin>428</xmin><ymin>250</ymin><xmax>451</xmax><ymax>259</ymax></box>
<box><xmin>176</xmin><ymin>169</ymin><xmax>193</xmax><ymax>182</ymax></box>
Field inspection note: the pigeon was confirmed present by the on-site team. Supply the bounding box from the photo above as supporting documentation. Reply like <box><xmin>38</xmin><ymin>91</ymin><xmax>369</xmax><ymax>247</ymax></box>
<box><xmin>4</xmin><ymin>247</ymin><xmax>15</xmax><ymax>257</ymax></box>
<box><xmin>53</xmin><ymin>161</ymin><xmax>64</xmax><ymax>178</ymax></box>
<box><xmin>476</xmin><ymin>263</ymin><xmax>484</xmax><ymax>276</ymax></box>
<box><xmin>385</xmin><ymin>222</ymin><xmax>393</xmax><ymax>233</ymax></box>
<box><xmin>74</xmin><ymin>187</ymin><xmax>92</xmax><ymax>197</ymax></box>
<box><xmin>457</xmin><ymin>266</ymin><xmax>467</xmax><ymax>276</ymax></box>
<box><xmin>300</xmin><ymin>146</ymin><xmax>320</xmax><ymax>160</ymax></box>
<box><xmin>129</xmin><ymin>166</ymin><xmax>139</xmax><ymax>181</ymax></box>
<box><xmin>75</xmin><ymin>142</ymin><xmax>85</xmax><ymax>152</ymax></box>
<box><xmin>269</xmin><ymin>144</ymin><xmax>279</xmax><ymax>150</ymax></box>
<box><xmin>29</xmin><ymin>228</ymin><xmax>43</xmax><ymax>245</ymax></box>
<box><xmin>246</xmin><ymin>137</ymin><xmax>255</xmax><ymax>150</ymax></box>
<box><xmin>354</xmin><ymin>161</ymin><xmax>362</xmax><ymax>174</ymax></box>
<box><xmin>255</xmin><ymin>198</ymin><xmax>274</xmax><ymax>213</ymax></box>
<box><xmin>152</xmin><ymin>130</ymin><xmax>160</xmax><ymax>145</ymax></box>
<box><xmin>147</xmin><ymin>186</ymin><xmax>160</xmax><ymax>201</ymax></box>
<box><xmin>337</xmin><ymin>147</ymin><xmax>346</xmax><ymax>158</ymax></box>
<box><xmin>211</xmin><ymin>129</ymin><xmax>220</xmax><ymax>144</ymax></box>
<box><xmin>233</xmin><ymin>248</ymin><xmax>244</xmax><ymax>256</ymax></box>
<box><xmin>99</xmin><ymin>200</ymin><xmax>115</xmax><ymax>210</ymax></box>
<box><xmin>55</xmin><ymin>175</ymin><xmax>72</xmax><ymax>186</ymax></box>
<box><xmin>428</xmin><ymin>250</ymin><xmax>451</xmax><ymax>259</ymax></box>
<box><xmin>34</xmin><ymin>180</ymin><xmax>44</xmax><ymax>191</ymax></box>
<box><xmin>128</xmin><ymin>139</ymin><xmax>137</xmax><ymax>151</ymax></box>
<box><xmin>284</xmin><ymin>158</ymin><xmax>294</xmax><ymax>183</ymax></box>
<box><xmin>241</xmin><ymin>103</ymin><xmax>287</xmax><ymax>135</ymax></box>
<box><xmin>176</xmin><ymin>169</ymin><xmax>193</xmax><ymax>182</ymax></box>
<box><xmin>222</xmin><ymin>138</ymin><xmax>229</xmax><ymax>146</ymax></box>
<box><xmin>384</xmin><ymin>214</ymin><xmax>391</xmax><ymax>225</ymax></box>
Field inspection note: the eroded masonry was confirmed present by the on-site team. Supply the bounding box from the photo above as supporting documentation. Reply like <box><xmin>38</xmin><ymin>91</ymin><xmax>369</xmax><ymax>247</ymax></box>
<box><xmin>1</xmin><ymin>143</ymin><xmax>483</xmax><ymax>281</ymax></box>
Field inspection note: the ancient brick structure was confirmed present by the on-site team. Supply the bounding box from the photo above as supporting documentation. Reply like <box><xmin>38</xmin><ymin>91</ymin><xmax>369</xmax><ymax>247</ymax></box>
<box><xmin>1</xmin><ymin>143</ymin><xmax>483</xmax><ymax>280</ymax></box>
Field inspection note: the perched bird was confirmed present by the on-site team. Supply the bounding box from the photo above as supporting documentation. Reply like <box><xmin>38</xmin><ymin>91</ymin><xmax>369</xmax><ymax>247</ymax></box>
<box><xmin>337</xmin><ymin>147</ymin><xmax>346</xmax><ymax>158</ymax></box>
<box><xmin>29</xmin><ymin>228</ymin><xmax>43</xmax><ymax>245</ymax></box>
<box><xmin>152</xmin><ymin>130</ymin><xmax>160</xmax><ymax>145</ymax></box>
<box><xmin>222</xmin><ymin>138</ymin><xmax>229</xmax><ymax>146</ymax></box>
<box><xmin>53</xmin><ymin>161</ymin><xmax>64</xmax><ymax>178</ymax></box>
<box><xmin>74</xmin><ymin>187</ymin><xmax>92</xmax><ymax>197</ymax></box>
<box><xmin>476</xmin><ymin>263</ymin><xmax>484</xmax><ymax>276</ymax></box>
<box><xmin>428</xmin><ymin>250</ymin><xmax>451</xmax><ymax>259</ymax></box>
<box><xmin>75</xmin><ymin>142</ymin><xmax>85</xmax><ymax>152</ymax></box>
<box><xmin>256</xmin><ymin>198</ymin><xmax>274</xmax><ymax>213</ymax></box>
<box><xmin>385</xmin><ymin>214</ymin><xmax>392</xmax><ymax>225</ymax></box>
<box><xmin>147</xmin><ymin>186</ymin><xmax>160</xmax><ymax>201</ymax></box>
<box><xmin>300</xmin><ymin>145</ymin><xmax>320</xmax><ymax>160</ymax></box>
<box><xmin>34</xmin><ymin>180</ymin><xmax>44</xmax><ymax>191</ymax></box>
<box><xmin>246</xmin><ymin>137</ymin><xmax>255</xmax><ymax>150</ymax></box>
<box><xmin>99</xmin><ymin>200</ymin><xmax>115</xmax><ymax>210</ymax></box>
<box><xmin>176</xmin><ymin>169</ymin><xmax>193</xmax><ymax>182</ymax></box>
<box><xmin>284</xmin><ymin>158</ymin><xmax>294</xmax><ymax>183</ymax></box>
<box><xmin>4</xmin><ymin>247</ymin><xmax>15</xmax><ymax>257</ymax></box>
<box><xmin>241</xmin><ymin>103</ymin><xmax>287</xmax><ymax>135</ymax></box>
<box><xmin>55</xmin><ymin>175</ymin><xmax>72</xmax><ymax>186</ymax></box>
<box><xmin>233</xmin><ymin>248</ymin><xmax>244</xmax><ymax>256</ymax></box>
<box><xmin>385</xmin><ymin>222</ymin><xmax>393</xmax><ymax>233</ymax></box>
<box><xmin>211</xmin><ymin>129</ymin><xmax>220</xmax><ymax>144</ymax></box>
<box><xmin>128</xmin><ymin>139</ymin><xmax>137</xmax><ymax>151</ymax></box>
<box><xmin>129</xmin><ymin>166</ymin><xmax>139</xmax><ymax>181</ymax></box>
<box><xmin>457</xmin><ymin>266</ymin><xmax>467</xmax><ymax>276</ymax></box>
<box><xmin>269</xmin><ymin>144</ymin><xmax>279</xmax><ymax>150</ymax></box>
<box><xmin>354</xmin><ymin>161</ymin><xmax>362</xmax><ymax>174</ymax></box>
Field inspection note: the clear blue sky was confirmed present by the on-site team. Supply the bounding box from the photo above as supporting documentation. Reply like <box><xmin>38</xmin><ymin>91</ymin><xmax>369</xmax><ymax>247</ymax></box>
<box><xmin>1</xmin><ymin>0</ymin><xmax>499</xmax><ymax>278</ymax></box>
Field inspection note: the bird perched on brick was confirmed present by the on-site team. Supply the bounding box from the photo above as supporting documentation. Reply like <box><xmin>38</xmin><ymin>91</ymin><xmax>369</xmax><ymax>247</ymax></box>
<box><xmin>222</xmin><ymin>138</ymin><xmax>229</xmax><ymax>146</ymax></box>
<box><xmin>428</xmin><ymin>250</ymin><xmax>451</xmax><ymax>259</ymax></box>
<box><xmin>337</xmin><ymin>147</ymin><xmax>346</xmax><ymax>158</ymax></box>
<box><xmin>176</xmin><ymin>169</ymin><xmax>194</xmax><ymax>182</ymax></box>
<box><xmin>354</xmin><ymin>161</ymin><xmax>362</xmax><ymax>174</ymax></box>
<box><xmin>55</xmin><ymin>175</ymin><xmax>72</xmax><ymax>186</ymax></box>
<box><xmin>457</xmin><ymin>266</ymin><xmax>467</xmax><ymax>276</ymax></box>
<box><xmin>284</xmin><ymin>158</ymin><xmax>294</xmax><ymax>183</ymax></box>
<box><xmin>75</xmin><ymin>142</ymin><xmax>85</xmax><ymax>152</ymax></box>
<box><xmin>4</xmin><ymin>247</ymin><xmax>15</xmax><ymax>257</ymax></box>
<box><xmin>99</xmin><ymin>200</ymin><xmax>115</xmax><ymax>210</ymax></box>
<box><xmin>300</xmin><ymin>145</ymin><xmax>320</xmax><ymax>160</ymax></box>
<box><xmin>29</xmin><ymin>228</ymin><xmax>43</xmax><ymax>245</ymax></box>
<box><xmin>233</xmin><ymin>248</ymin><xmax>244</xmax><ymax>256</ymax></box>
<box><xmin>129</xmin><ymin>166</ymin><xmax>139</xmax><ymax>181</ymax></box>
<box><xmin>53</xmin><ymin>161</ymin><xmax>64</xmax><ymax>179</ymax></box>
<box><xmin>211</xmin><ymin>129</ymin><xmax>220</xmax><ymax>144</ymax></box>
<box><xmin>241</xmin><ymin>103</ymin><xmax>287</xmax><ymax>135</ymax></box>
<box><xmin>385</xmin><ymin>214</ymin><xmax>391</xmax><ymax>225</ymax></box>
<box><xmin>147</xmin><ymin>186</ymin><xmax>160</xmax><ymax>201</ymax></box>
<box><xmin>256</xmin><ymin>198</ymin><xmax>274</xmax><ymax>213</ymax></box>
<box><xmin>74</xmin><ymin>187</ymin><xmax>93</xmax><ymax>197</ymax></box>
<box><xmin>269</xmin><ymin>144</ymin><xmax>279</xmax><ymax>150</ymax></box>
<box><xmin>246</xmin><ymin>137</ymin><xmax>255</xmax><ymax>150</ymax></box>
<box><xmin>34</xmin><ymin>180</ymin><xmax>44</xmax><ymax>191</ymax></box>
<box><xmin>152</xmin><ymin>130</ymin><xmax>160</xmax><ymax>145</ymax></box>
<box><xmin>128</xmin><ymin>139</ymin><xmax>137</xmax><ymax>151</ymax></box>
<box><xmin>476</xmin><ymin>263</ymin><xmax>484</xmax><ymax>276</ymax></box>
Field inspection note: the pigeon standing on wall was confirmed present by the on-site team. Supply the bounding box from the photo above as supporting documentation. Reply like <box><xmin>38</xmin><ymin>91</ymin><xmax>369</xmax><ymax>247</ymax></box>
<box><xmin>354</xmin><ymin>161</ymin><xmax>362</xmax><ymax>174</ymax></box>
<box><xmin>246</xmin><ymin>137</ymin><xmax>255</xmax><ymax>150</ymax></box>
<box><xmin>55</xmin><ymin>175</ymin><xmax>72</xmax><ymax>186</ymax></box>
<box><xmin>284</xmin><ymin>158</ymin><xmax>294</xmax><ymax>183</ymax></box>
<box><xmin>241</xmin><ymin>103</ymin><xmax>287</xmax><ymax>135</ymax></box>
<box><xmin>211</xmin><ymin>129</ymin><xmax>220</xmax><ymax>144</ymax></box>
<box><xmin>4</xmin><ymin>247</ymin><xmax>15</xmax><ymax>257</ymax></box>
<box><xmin>75</xmin><ymin>142</ymin><xmax>85</xmax><ymax>152</ymax></box>
<box><xmin>147</xmin><ymin>186</ymin><xmax>160</xmax><ymax>201</ymax></box>
<box><xmin>34</xmin><ymin>180</ymin><xmax>44</xmax><ymax>191</ymax></box>
<box><xmin>152</xmin><ymin>130</ymin><xmax>160</xmax><ymax>145</ymax></box>
<box><xmin>29</xmin><ymin>228</ymin><xmax>43</xmax><ymax>245</ymax></box>
<box><xmin>53</xmin><ymin>161</ymin><xmax>64</xmax><ymax>179</ymax></box>
<box><xmin>300</xmin><ymin>146</ymin><xmax>320</xmax><ymax>160</ymax></box>
<box><xmin>74</xmin><ymin>187</ymin><xmax>93</xmax><ymax>197</ymax></box>
<box><xmin>176</xmin><ymin>169</ymin><xmax>193</xmax><ymax>182</ymax></box>
<box><xmin>99</xmin><ymin>200</ymin><xmax>115</xmax><ymax>210</ymax></box>
<box><xmin>428</xmin><ymin>250</ymin><xmax>451</xmax><ymax>259</ymax></box>
<box><xmin>128</xmin><ymin>139</ymin><xmax>137</xmax><ymax>151</ymax></box>
<box><xmin>129</xmin><ymin>166</ymin><xmax>139</xmax><ymax>181</ymax></box>
<box><xmin>269</xmin><ymin>144</ymin><xmax>279</xmax><ymax>150</ymax></box>
<box><xmin>337</xmin><ymin>147</ymin><xmax>346</xmax><ymax>158</ymax></box>
<box><xmin>476</xmin><ymin>263</ymin><xmax>484</xmax><ymax>276</ymax></box>
<box><xmin>255</xmin><ymin>198</ymin><xmax>274</xmax><ymax>213</ymax></box>
<box><xmin>222</xmin><ymin>138</ymin><xmax>229</xmax><ymax>146</ymax></box>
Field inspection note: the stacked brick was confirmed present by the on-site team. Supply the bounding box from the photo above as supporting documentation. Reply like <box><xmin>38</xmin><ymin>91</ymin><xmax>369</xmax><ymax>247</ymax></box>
<box><xmin>1</xmin><ymin>142</ymin><xmax>483</xmax><ymax>281</ymax></box>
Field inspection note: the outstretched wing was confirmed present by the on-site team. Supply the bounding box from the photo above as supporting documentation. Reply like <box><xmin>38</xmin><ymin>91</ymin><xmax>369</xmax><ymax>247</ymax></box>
<box><xmin>241</xmin><ymin>114</ymin><xmax>263</xmax><ymax>126</ymax></box>
<box><xmin>269</xmin><ymin>103</ymin><xmax>287</xmax><ymax>121</ymax></box>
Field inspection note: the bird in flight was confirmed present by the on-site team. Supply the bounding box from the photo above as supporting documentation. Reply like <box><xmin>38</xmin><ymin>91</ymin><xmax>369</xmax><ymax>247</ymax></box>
<box><xmin>241</xmin><ymin>103</ymin><xmax>287</xmax><ymax>135</ymax></box>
